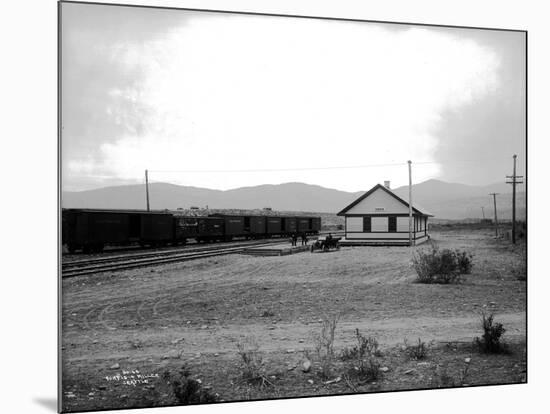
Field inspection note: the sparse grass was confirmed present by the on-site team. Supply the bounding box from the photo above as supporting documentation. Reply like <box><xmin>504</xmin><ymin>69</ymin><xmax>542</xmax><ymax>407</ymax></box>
<box><xmin>340</xmin><ymin>328</ymin><xmax>383</xmax><ymax>383</ymax></box>
<box><xmin>511</xmin><ymin>244</ymin><xmax>527</xmax><ymax>281</ymax></box>
<box><xmin>475</xmin><ymin>313</ymin><xmax>508</xmax><ymax>354</ymax></box>
<box><xmin>512</xmin><ymin>262</ymin><xmax>527</xmax><ymax>281</ymax></box>
<box><xmin>404</xmin><ymin>338</ymin><xmax>430</xmax><ymax>360</ymax></box>
<box><xmin>313</xmin><ymin>313</ymin><xmax>340</xmax><ymax>379</ymax></box>
<box><xmin>412</xmin><ymin>247</ymin><xmax>473</xmax><ymax>284</ymax></box>
<box><xmin>341</xmin><ymin>329</ymin><xmax>381</xmax><ymax>361</ymax></box>
<box><xmin>431</xmin><ymin>361</ymin><xmax>471</xmax><ymax>388</ymax></box>
<box><xmin>236</xmin><ymin>339</ymin><xmax>274</xmax><ymax>388</ymax></box>
<box><xmin>162</xmin><ymin>366</ymin><xmax>218</xmax><ymax>405</ymax></box>
<box><xmin>346</xmin><ymin>357</ymin><xmax>381</xmax><ymax>383</ymax></box>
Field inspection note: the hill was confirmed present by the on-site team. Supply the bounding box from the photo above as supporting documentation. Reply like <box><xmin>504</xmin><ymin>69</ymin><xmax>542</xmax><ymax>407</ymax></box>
<box><xmin>62</xmin><ymin>180</ymin><xmax>525</xmax><ymax>220</ymax></box>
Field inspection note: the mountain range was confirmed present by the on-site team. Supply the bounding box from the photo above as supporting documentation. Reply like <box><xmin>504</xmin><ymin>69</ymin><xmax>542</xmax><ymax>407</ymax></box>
<box><xmin>62</xmin><ymin>179</ymin><xmax>526</xmax><ymax>220</ymax></box>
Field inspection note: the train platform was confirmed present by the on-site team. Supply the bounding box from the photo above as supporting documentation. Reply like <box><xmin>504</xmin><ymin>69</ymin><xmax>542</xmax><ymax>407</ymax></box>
<box><xmin>338</xmin><ymin>237</ymin><xmax>428</xmax><ymax>246</ymax></box>
<box><xmin>241</xmin><ymin>243</ymin><xmax>311</xmax><ymax>257</ymax></box>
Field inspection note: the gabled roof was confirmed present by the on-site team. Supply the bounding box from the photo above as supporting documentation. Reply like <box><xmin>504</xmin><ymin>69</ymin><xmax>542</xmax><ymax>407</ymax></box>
<box><xmin>337</xmin><ymin>184</ymin><xmax>434</xmax><ymax>216</ymax></box>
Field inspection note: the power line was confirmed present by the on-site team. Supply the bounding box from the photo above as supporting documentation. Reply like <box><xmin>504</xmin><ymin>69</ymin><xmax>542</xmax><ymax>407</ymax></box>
<box><xmin>149</xmin><ymin>162</ymin><xmax>408</xmax><ymax>174</ymax></box>
<box><xmin>148</xmin><ymin>158</ymin><xmax>508</xmax><ymax>174</ymax></box>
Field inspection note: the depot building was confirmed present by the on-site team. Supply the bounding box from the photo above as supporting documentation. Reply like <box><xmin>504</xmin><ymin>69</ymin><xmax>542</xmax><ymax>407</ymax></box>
<box><xmin>337</xmin><ymin>181</ymin><xmax>433</xmax><ymax>246</ymax></box>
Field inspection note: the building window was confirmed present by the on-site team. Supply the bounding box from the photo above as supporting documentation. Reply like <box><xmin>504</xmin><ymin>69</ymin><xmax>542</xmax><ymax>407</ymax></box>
<box><xmin>388</xmin><ymin>216</ymin><xmax>396</xmax><ymax>232</ymax></box>
<box><xmin>363</xmin><ymin>216</ymin><xmax>371</xmax><ymax>232</ymax></box>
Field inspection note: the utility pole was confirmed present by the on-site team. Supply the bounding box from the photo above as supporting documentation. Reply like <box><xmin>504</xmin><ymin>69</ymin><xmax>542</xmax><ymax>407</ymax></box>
<box><xmin>145</xmin><ymin>169</ymin><xmax>150</xmax><ymax>212</ymax></box>
<box><xmin>489</xmin><ymin>193</ymin><xmax>499</xmax><ymax>237</ymax></box>
<box><xmin>408</xmin><ymin>160</ymin><xmax>413</xmax><ymax>247</ymax></box>
<box><xmin>506</xmin><ymin>154</ymin><xmax>524</xmax><ymax>244</ymax></box>
<box><xmin>481</xmin><ymin>206</ymin><xmax>486</xmax><ymax>220</ymax></box>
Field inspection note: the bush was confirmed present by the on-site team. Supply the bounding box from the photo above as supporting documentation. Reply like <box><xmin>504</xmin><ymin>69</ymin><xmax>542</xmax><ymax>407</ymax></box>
<box><xmin>404</xmin><ymin>338</ymin><xmax>429</xmax><ymax>360</ymax></box>
<box><xmin>455</xmin><ymin>251</ymin><xmax>473</xmax><ymax>274</ymax></box>
<box><xmin>347</xmin><ymin>357</ymin><xmax>381</xmax><ymax>383</ymax></box>
<box><xmin>341</xmin><ymin>329</ymin><xmax>383</xmax><ymax>383</ymax></box>
<box><xmin>475</xmin><ymin>313</ymin><xmax>507</xmax><ymax>354</ymax></box>
<box><xmin>341</xmin><ymin>329</ymin><xmax>381</xmax><ymax>361</ymax></box>
<box><xmin>162</xmin><ymin>366</ymin><xmax>218</xmax><ymax>405</ymax></box>
<box><xmin>412</xmin><ymin>248</ymin><xmax>473</xmax><ymax>284</ymax></box>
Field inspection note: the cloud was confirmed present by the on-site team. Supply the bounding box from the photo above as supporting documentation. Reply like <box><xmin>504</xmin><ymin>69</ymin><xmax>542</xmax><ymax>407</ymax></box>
<box><xmin>62</xmin><ymin>6</ymin><xmax>507</xmax><ymax>191</ymax></box>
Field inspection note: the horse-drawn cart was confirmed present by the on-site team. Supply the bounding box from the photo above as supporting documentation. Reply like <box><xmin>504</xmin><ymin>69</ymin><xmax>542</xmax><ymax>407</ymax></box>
<box><xmin>311</xmin><ymin>236</ymin><xmax>341</xmax><ymax>252</ymax></box>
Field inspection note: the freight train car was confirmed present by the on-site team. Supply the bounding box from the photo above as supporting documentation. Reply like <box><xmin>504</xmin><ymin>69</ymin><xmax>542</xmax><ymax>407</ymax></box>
<box><xmin>281</xmin><ymin>217</ymin><xmax>297</xmax><ymax>235</ymax></box>
<box><xmin>196</xmin><ymin>217</ymin><xmax>224</xmax><ymax>242</ymax></box>
<box><xmin>266</xmin><ymin>216</ymin><xmax>282</xmax><ymax>236</ymax></box>
<box><xmin>246</xmin><ymin>216</ymin><xmax>267</xmax><ymax>238</ymax></box>
<box><xmin>62</xmin><ymin>209</ymin><xmax>174</xmax><ymax>253</ymax></box>
<box><xmin>297</xmin><ymin>216</ymin><xmax>322</xmax><ymax>235</ymax></box>
<box><xmin>174</xmin><ymin>216</ymin><xmax>225</xmax><ymax>243</ymax></box>
<box><xmin>62</xmin><ymin>209</ymin><xmax>322</xmax><ymax>253</ymax></box>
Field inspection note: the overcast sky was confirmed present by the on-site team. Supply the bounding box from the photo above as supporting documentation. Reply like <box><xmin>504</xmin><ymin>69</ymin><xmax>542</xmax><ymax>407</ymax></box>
<box><xmin>61</xmin><ymin>3</ymin><xmax>526</xmax><ymax>193</ymax></box>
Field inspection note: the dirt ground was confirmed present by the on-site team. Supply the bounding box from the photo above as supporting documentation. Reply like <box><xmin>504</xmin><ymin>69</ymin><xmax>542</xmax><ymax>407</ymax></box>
<box><xmin>61</xmin><ymin>228</ymin><xmax>527</xmax><ymax>412</ymax></box>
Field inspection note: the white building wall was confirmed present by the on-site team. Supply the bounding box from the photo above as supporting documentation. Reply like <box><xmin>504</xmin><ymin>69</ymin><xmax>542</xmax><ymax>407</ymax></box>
<box><xmin>345</xmin><ymin>188</ymin><xmax>410</xmax><ymax>215</ymax></box>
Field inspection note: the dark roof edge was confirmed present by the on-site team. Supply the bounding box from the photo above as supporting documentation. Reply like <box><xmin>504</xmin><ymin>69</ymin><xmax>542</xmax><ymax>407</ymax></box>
<box><xmin>337</xmin><ymin>184</ymin><xmax>433</xmax><ymax>216</ymax></box>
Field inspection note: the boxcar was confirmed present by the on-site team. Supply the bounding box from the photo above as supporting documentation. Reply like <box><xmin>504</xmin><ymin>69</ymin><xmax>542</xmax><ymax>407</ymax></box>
<box><xmin>297</xmin><ymin>216</ymin><xmax>321</xmax><ymax>235</ymax></box>
<box><xmin>311</xmin><ymin>217</ymin><xmax>321</xmax><ymax>233</ymax></box>
<box><xmin>141</xmin><ymin>213</ymin><xmax>174</xmax><ymax>246</ymax></box>
<box><xmin>266</xmin><ymin>216</ymin><xmax>282</xmax><ymax>236</ymax></box>
<box><xmin>246</xmin><ymin>216</ymin><xmax>266</xmax><ymax>238</ymax></box>
<box><xmin>222</xmin><ymin>216</ymin><xmax>245</xmax><ymax>240</ymax></box>
<box><xmin>281</xmin><ymin>217</ymin><xmax>297</xmax><ymax>235</ymax></box>
<box><xmin>173</xmin><ymin>216</ymin><xmax>201</xmax><ymax>244</ymax></box>
<box><xmin>209</xmin><ymin>215</ymin><xmax>246</xmax><ymax>240</ymax></box>
<box><xmin>297</xmin><ymin>217</ymin><xmax>311</xmax><ymax>234</ymax></box>
<box><xmin>196</xmin><ymin>217</ymin><xmax>224</xmax><ymax>242</ymax></box>
<box><xmin>62</xmin><ymin>209</ymin><xmax>173</xmax><ymax>253</ymax></box>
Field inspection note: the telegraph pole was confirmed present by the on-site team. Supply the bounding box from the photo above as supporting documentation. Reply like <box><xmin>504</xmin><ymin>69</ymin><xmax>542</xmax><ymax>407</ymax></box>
<box><xmin>408</xmin><ymin>160</ymin><xmax>413</xmax><ymax>247</ymax></box>
<box><xmin>145</xmin><ymin>169</ymin><xmax>150</xmax><ymax>212</ymax></box>
<box><xmin>506</xmin><ymin>154</ymin><xmax>524</xmax><ymax>244</ymax></box>
<box><xmin>489</xmin><ymin>193</ymin><xmax>499</xmax><ymax>237</ymax></box>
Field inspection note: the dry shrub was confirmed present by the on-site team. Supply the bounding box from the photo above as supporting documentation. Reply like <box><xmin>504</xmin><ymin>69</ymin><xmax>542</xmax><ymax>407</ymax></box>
<box><xmin>236</xmin><ymin>339</ymin><xmax>273</xmax><ymax>388</ymax></box>
<box><xmin>475</xmin><ymin>313</ymin><xmax>508</xmax><ymax>354</ymax></box>
<box><xmin>404</xmin><ymin>338</ymin><xmax>430</xmax><ymax>360</ymax></box>
<box><xmin>341</xmin><ymin>328</ymin><xmax>382</xmax><ymax>383</ymax></box>
<box><xmin>413</xmin><ymin>248</ymin><xmax>473</xmax><ymax>284</ymax></box>
<box><xmin>341</xmin><ymin>329</ymin><xmax>381</xmax><ymax>361</ymax></box>
<box><xmin>313</xmin><ymin>313</ymin><xmax>340</xmax><ymax>379</ymax></box>
<box><xmin>162</xmin><ymin>366</ymin><xmax>218</xmax><ymax>405</ymax></box>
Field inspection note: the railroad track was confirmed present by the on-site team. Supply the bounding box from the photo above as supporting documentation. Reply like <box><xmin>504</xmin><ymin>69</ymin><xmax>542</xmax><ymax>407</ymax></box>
<box><xmin>63</xmin><ymin>239</ymin><xmax>279</xmax><ymax>267</ymax></box>
<box><xmin>62</xmin><ymin>244</ymin><xmax>261</xmax><ymax>278</ymax></box>
<box><xmin>61</xmin><ymin>232</ymin><xmax>344</xmax><ymax>278</ymax></box>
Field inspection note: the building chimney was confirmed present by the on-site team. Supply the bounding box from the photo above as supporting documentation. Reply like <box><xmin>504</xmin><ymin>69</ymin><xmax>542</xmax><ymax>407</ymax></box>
<box><xmin>384</xmin><ymin>180</ymin><xmax>391</xmax><ymax>189</ymax></box>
